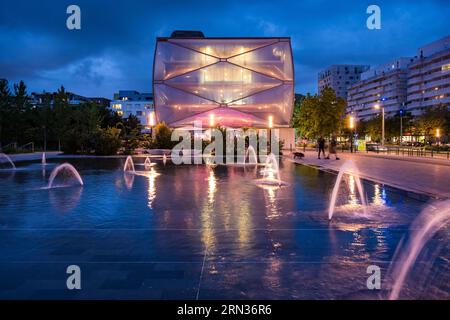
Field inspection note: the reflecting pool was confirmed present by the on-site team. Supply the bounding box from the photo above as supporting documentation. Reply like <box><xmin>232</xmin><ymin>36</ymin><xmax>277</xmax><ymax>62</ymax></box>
<box><xmin>0</xmin><ymin>158</ymin><xmax>448</xmax><ymax>299</ymax></box>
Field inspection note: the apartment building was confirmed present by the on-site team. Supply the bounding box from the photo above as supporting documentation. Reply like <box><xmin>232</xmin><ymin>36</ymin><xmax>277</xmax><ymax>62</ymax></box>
<box><xmin>346</xmin><ymin>35</ymin><xmax>450</xmax><ymax>121</ymax></box>
<box><xmin>406</xmin><ymin>36</ymin><xmax>450</xmax><ymax>116</ymax></box>
<box><xmin>347</xmin><ymin>58</ymin><xmax>411</xmax><ymax>120</ymax></box>
<box><xmin>318</xmin><ymin>65</ymin><xmax>369</xmax><ymax>98</ymax></box>
<box><xmin>109</xmin><ymin>90</ymin><xmax>154</xmax><ymax>126</ymax></box>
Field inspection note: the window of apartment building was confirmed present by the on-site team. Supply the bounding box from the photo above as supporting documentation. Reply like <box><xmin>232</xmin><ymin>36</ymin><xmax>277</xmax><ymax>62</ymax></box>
<box><xmin>136</xmin><ymin>111</ymin><xmax>143</xmax><ymax>116</ymax></box>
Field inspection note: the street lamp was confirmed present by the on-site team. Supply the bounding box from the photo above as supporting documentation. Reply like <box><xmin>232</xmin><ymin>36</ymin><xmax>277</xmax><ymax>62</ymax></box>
<box><xmin>147</xmin><ymin>111</ymin><xmax>156</xmax><ymax>137</ymax></box>
<box><xmin>374</xmin><ymin>103</ymin><xmax>385</xmax><ymax>145</ymax></box>
<box><xmin>349</xmin><ymin>116</ymin><xmax>355</xmax><ymax>153</ymax></box>
<box><xmin>268</xmin><ymin>115</ymin><xmax>273</xmax><ymax>152</ymax></box>
<box><xmin>436</xmin><ymin>128</ymin><xmax>441</xmax><ymax>145</ymax></box>
<box><xmin>399</xmin><ymin>108</ymin><xmax>404</xmax><ymax>146</ymax></box>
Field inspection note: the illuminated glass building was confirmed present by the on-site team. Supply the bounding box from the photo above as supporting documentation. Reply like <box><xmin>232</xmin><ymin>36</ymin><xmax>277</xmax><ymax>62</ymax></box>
<box><xmin>152</xmin><ymin>31</ymin><xmax>294</xmax><ymax>128</ymax></box>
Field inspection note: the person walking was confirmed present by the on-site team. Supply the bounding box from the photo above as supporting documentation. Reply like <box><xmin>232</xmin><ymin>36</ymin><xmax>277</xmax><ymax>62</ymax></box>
<box><xmin>317</xmin><ymin>136</ymin><xmax>326</xmax><ymax>159</ymax></box>
<box><xmin>326</xmin><ymin>135</ymin><xmax>340</xmax><ymax>160</ymax></box>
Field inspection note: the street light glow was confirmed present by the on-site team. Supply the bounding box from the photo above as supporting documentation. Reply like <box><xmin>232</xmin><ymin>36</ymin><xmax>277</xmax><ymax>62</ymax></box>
<box><xmin>148</xmin><ymin>111</ymin><xmax>156</xmax><ymax>126</ymax></box>
<box><xmin>349</xmin><ymin>116</ymin><xmax>355</xmax><ymax>129</ymax></box>
<box><xmin>436</xmin><ymin>128</ymin><xmax>440</xmax><ymax>138</ymax></box>
<box><xmin>209</xmin><ymin>113</ymin><xmax>215</xmax><ymax>127</ymax></box>
<box><xmin>374</xmin><ymin>103</ymin><xmax>380</xmax><ymax>109</ymax></box>
<box><xmin>268</xmin><ymin>115</ymin><xmax>273</xmax><ymax>129</ymax></box>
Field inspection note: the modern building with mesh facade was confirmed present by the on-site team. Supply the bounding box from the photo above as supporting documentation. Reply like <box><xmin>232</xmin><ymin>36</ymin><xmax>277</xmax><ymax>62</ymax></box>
<box><xmin>152</xmin><ymin>32</ymin><xmax>294</xmax><ymax>129</ymax></box>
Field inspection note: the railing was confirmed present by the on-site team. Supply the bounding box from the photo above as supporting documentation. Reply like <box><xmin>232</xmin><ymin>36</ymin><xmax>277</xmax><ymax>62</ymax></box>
<box><xmin>19</xmin><ymin>142</ymin><xmax>35</xmax><ymax>153</ymax></box>
<box><xmin>0</xmin><ymin>142</ymin><xmax>35</xmax><ymax>153</ymax></box>
<box><xmin>0</xmin><ymin>142</ymin><xmax>17</xmax><ymax>152</ymax></box>
<box><xmin>338</xmin><ymin>144</ymin><xmax>450</xmax><ymax>160</ymax></box>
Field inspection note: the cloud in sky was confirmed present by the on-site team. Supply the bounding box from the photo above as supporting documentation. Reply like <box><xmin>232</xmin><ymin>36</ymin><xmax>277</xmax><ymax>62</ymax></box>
<box><xmin>0</xmin><ymin>0</ymin><xmax>449</xmax><ymax>98</ymax></box>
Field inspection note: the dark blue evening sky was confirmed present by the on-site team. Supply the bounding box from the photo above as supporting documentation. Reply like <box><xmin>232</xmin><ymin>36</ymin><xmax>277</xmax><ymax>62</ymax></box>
<box><xmin>1</xmin><ymin>0</ymin><xmax>449</xmax><ymax>98</ymax></box>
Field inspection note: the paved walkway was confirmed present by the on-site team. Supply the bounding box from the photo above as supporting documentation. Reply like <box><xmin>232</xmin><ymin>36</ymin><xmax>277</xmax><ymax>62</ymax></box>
<box><xmin>286</xmin><ymin>150</ymin><xmax>450</xmax><ymax>199</ymax></box>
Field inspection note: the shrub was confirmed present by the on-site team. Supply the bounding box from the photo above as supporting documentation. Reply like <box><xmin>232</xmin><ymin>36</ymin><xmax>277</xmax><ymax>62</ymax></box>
<box><xmin>93</xmin><ymin>127</ymin><xmax>122</xmax><ymax>155</ymax></box>
<box><xmin>152</xmin><ymin>122</ymin><xmax>174</xmax><ymax>149</ymax></box>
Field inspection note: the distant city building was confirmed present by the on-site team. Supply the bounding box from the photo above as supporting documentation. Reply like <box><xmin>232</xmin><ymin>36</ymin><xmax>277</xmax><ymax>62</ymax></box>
<box><xmin>347</xmin><ymin>58</ymin><xmax>411</xmax><ymax>120</ymax></box>
<box><xmin>406</xmin><ymin>36</ymin><xmax>450</xmax><ymax>116</ymax></box>
<box><xmin>30</xmin><ymin>91</ymin><xmax>110</xmax><ymax>107</ymax></box>
<box><xmin>109</xmin><ymin>90</ymin><xmax>154</xmax><ymax>126</ymax></box>
<box><xmin>318</xmin><ymin>65</ymin><xmax>369</xmax><ymax>98</ymax></box>
<box><xmin>346</xmin><ymin>35</ymin><xmax>450</xmax><ymax>121</ymax></box>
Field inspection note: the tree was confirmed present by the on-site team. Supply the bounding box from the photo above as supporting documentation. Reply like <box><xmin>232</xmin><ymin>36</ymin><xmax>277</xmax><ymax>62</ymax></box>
<box><xmin>414</xmin><ymin>105</ymin><xmax>449</xmax><ymax>143</ymax></box>
<box><xmin>53</xmin><ymin>86</ymin><xmax>70</xmax><ymax>150</ymax></box>
<box><xmin>11</xmin><ymin>80</ymin><xmax>29</xmax><ymax>144</ymax></box>
<box><xmin>151</xmin><ymin>122</ymin><xmax>174</xmax><ymax>149</ymax></box>
<box><xmin>62</xmin><ymin>103</ymin><xmax>101</xmax><ymax>154</ymax></box>
<box><xmin>292</xmin><ymin>88</ymin><xmax>346</xmax><ymax>139</ymax></box>
<box><xmin>93</xmin><ymin>127</ymin><xmax>122</xmax><ymax>155</ymax></box>
<box><xmin>121</xmin><ymin>115</ymin><xmax>142</xmax><ymax>154</ymax></box>
<box><xmin>0</xmin><ymin>79</ymin><xmax>11</xmax><ymax>149</ymax></box>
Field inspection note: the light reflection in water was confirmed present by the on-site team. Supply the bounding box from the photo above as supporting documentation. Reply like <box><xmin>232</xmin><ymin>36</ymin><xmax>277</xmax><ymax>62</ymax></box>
<box><xmin>201</xmin><ymin>168</ymin><xmax>217</xmax><ymax>250</ymax></box>
<box><xmin>373</xmin><ymin>184</ymin><xmax>387</xmax><ymax>206</ymax></box>
<box><xmin>123</xmin><ymin>172</ymin><xmax>135</xmax><ymax>190</ymax></box>
<box><xmin>265</xmin><ymin>187</ymin><xmax>279</xmax><ymax>219</ymax></box>
<box><xmin>207</xmin><ymin>169</ymin><xmax>216</xmax><ymax>204</ymax></box>
<box><xmin>263</xmin><ymin>256</ymin><xmax>282</xmax><ymax>290</ymax></box>
<box><xmin>237</xmin><ymin>198</ymin><xmax>251</xmax><ymax>248</ymax></box>
<box><xmin>147</xmin><ymin>168</ymin><xmax>159</xmax><ymax>209</ymax></box>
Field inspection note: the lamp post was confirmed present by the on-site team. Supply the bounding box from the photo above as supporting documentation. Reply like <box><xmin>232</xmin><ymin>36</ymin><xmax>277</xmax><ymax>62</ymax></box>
<box><xmin>374</xmin><ymin>103</ymin><xmax>385</xmax><ymax>146</ymax></box>
<box><xmin>436</xmin><ymin>128</ymin><xmax>440</xmax><ymax>146</ymax></box>
<box><xmin>268</xmin><ymin>115</ymin><xmax>273</xmax><ymax>153</ymax></box>
<box><xmin>399</xmin><ymin>109</ymin><xmax>404</xmax><ymax>146</ymax></box>
<box><xmin>349</xmin><ymin>116</ymin><xmax>355</xmax><ymax>153</ymax></box>
<box><xmin>209</xmin><ymin>113</ymin><xmax>215</xmax><ymax>128</ymax></box>
<box><xmin>147</xmin><ymin>111</ymin><xmax>156</xmax><ymax>138</ymax></box>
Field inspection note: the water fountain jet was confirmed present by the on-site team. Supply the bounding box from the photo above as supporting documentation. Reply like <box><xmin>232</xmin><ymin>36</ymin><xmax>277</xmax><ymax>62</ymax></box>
<box><xmin>388</xmin><ymin>200</ymin><xmax>450</xmax><ymax>300</ymax></box>
<box><xmin>0</xmin><ymin>153</ymin><xmax>16</xmax><ymax>170</ymax></box>
<box><xmin>255</xmin><ymin>153</ymin><xmax>286</xmax><ymax>187</ymax></box>
<box><xmin>144</xmin><ymin>157</ymin><xmax>156</xmax><ymax>169</ymax></box>
<box><xmin>47</xmin><ymin>163</ymin><xmax>83</xmax><ymax>188</ymax></box>
<box><xmin>328</xmin><ymin>160</ymin><xmax>367</xmax><ymax>220</ymax></box>
<box><xmin>123</xmin><ymin>156</ymin><xmax>135</xmax><ymax>173</ymax></box>
<box><xmin>244</xmin><ymin>146</ymin><xmax>258</xmax><ymax>165</ymax></box>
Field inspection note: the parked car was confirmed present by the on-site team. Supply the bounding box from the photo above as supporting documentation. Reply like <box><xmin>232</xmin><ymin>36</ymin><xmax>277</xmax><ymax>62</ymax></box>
<box><xmin>366</xmin><ymin>143</ymin><xmax>388</xmax><ymax>152</ymax></box>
